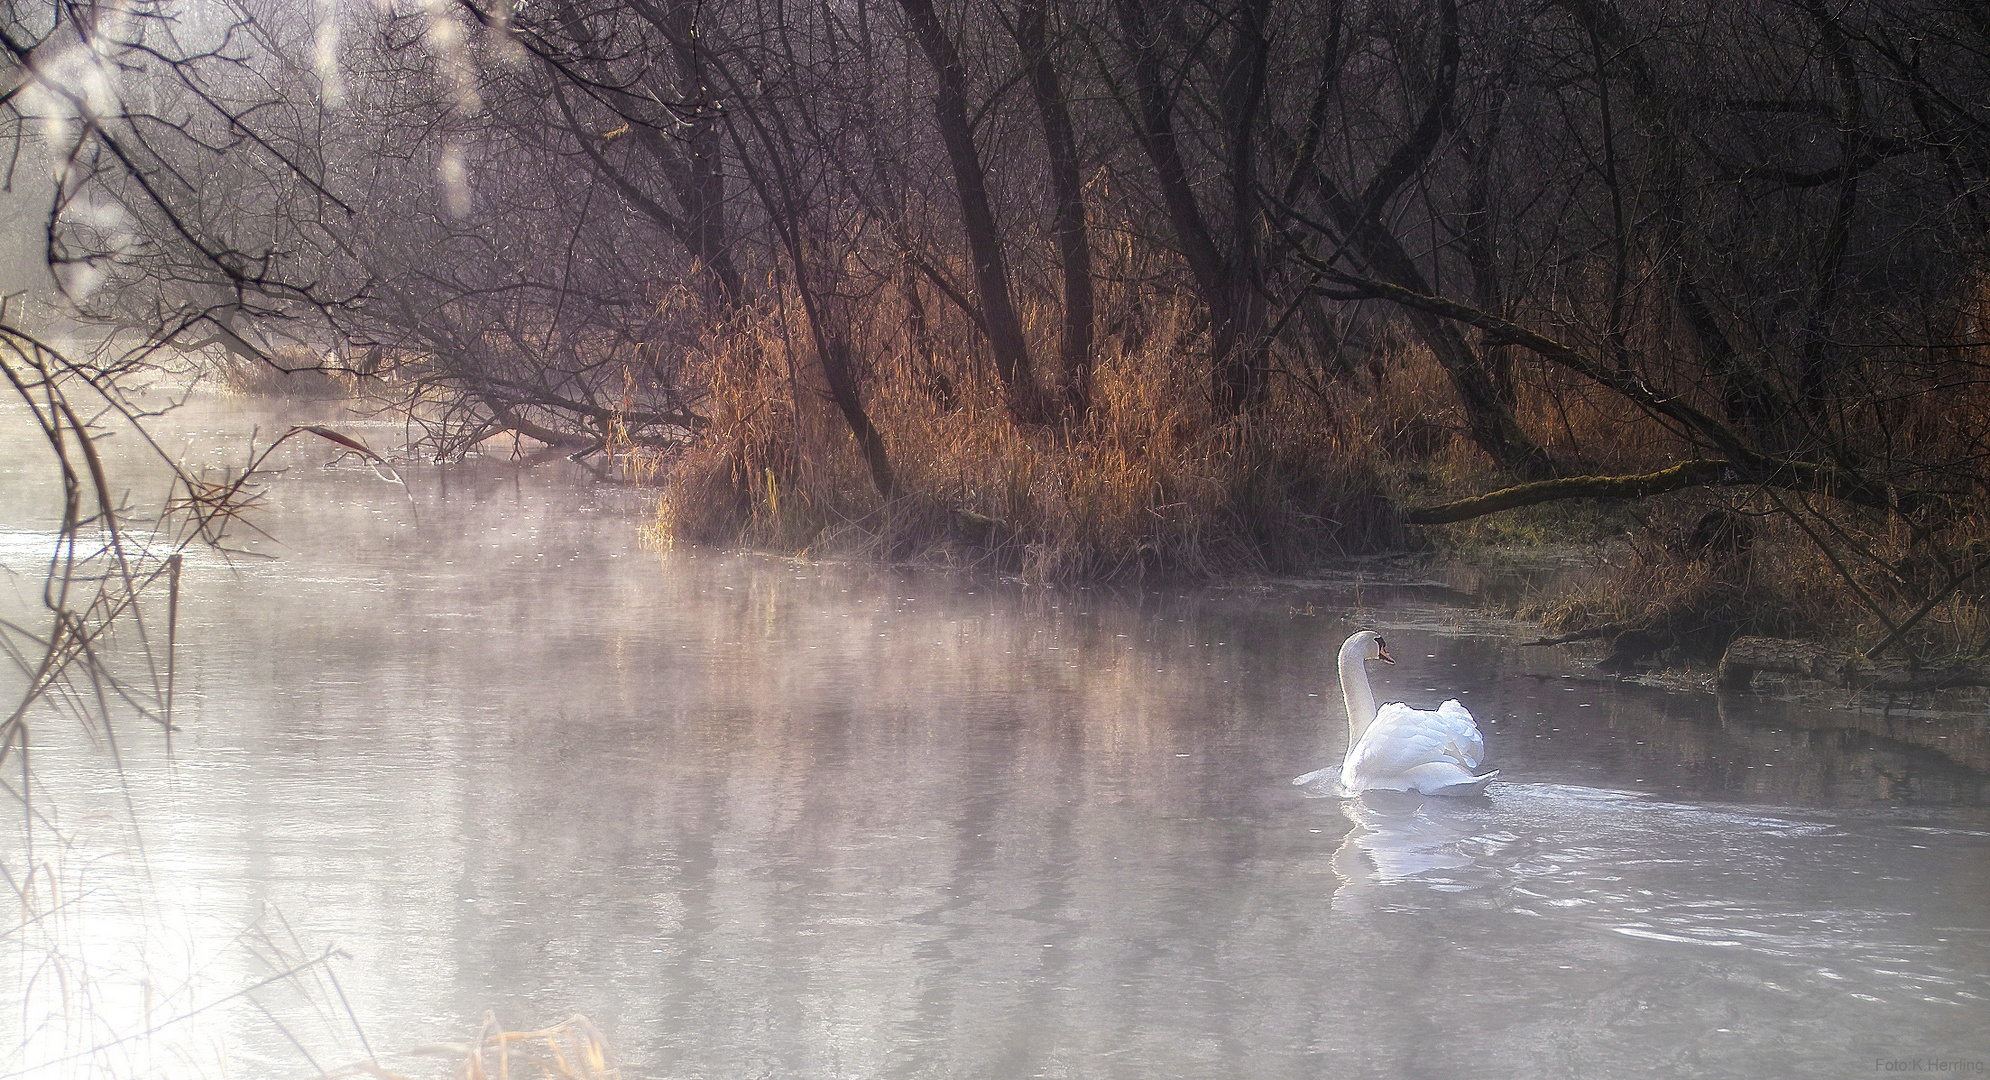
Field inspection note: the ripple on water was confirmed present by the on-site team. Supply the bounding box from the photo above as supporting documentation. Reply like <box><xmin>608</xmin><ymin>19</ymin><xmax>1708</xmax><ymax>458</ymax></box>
<box><xmin>1319</xmin><ymin>783</ymin><xmax>1989</xmax><ymax>1007</ymax></box>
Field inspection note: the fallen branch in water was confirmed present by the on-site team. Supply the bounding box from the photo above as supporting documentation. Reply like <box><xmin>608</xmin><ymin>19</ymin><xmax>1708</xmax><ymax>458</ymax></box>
<box><xmin>1521</xmin><ymin>628</ymin><xmax>1612</xmax><ymax>646</ymax></box>
<box><xmin>1718</xmin><ymin>636</ymin><xmax>1990</xmax><ymax>692</ymax></box>
<box><xmin>1404</xmin><ymin>459</ymin><xmax>1887</xmax><ymax>525</ymax></box>
<box><xmin>173</xmin><ymin>425</ymin><xmax>411</xmax><ymax>547</ymax></box>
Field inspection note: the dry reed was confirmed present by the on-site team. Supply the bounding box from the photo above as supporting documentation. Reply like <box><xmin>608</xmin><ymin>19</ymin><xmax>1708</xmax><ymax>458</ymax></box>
<box><xmin>317</xmin><ymin>1014</ymin><xmax>619</xmax><ymax>1080</ymax></box>
<box><xmin>647</xmin><ymin>285</ymin><xmax>1411</xmax><ymax>582</ymax></box>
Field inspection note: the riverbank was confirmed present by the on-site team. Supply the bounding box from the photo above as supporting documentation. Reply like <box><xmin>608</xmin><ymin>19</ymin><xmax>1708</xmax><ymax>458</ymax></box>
<box><xmin>596</xmin><ymin>284</ymin><xmax>1984</xmax><ymax>668</ymax></box>
<box><xmin>635</xmin><ymin>339</ymin><xmax>1986</xmax><ymax>672</ymax></box>
<box><xmin>207</xmin><ymin>349</ymin><xmax>1990</xmax><ymax>677</ymax></box>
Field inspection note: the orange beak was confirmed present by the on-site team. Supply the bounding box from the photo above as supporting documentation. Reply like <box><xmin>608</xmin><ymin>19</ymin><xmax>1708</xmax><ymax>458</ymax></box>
<box><xmin>1376</xmin><ymin>642</ymin><xmax>1396</xmax><ymax>664</ymax></box>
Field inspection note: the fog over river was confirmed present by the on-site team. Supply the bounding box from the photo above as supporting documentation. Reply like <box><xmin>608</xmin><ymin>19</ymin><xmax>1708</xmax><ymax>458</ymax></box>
<box><xmin>3</xmin><ymin>396</ymin><xmax>1985</xmax><ymax>1078</ymax></box>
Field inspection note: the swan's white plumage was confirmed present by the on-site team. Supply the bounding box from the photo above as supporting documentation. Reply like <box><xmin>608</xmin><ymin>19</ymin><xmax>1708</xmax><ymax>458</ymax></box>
<box><xmin>1294</xmin><ymin>631</ymin><xmax>1497</xmax><ymax>796</ymax></box>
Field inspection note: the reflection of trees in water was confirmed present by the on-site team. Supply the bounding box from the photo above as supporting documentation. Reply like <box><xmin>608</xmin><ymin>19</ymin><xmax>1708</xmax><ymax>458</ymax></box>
<box><xmin>1688</xmin><ymin>691</ymin><xmax>1990</xmax><ymax>804</ymax></box>
<box><xmin>1718</xmin><ymin>692</ymin><xmax>1990</xmax><ymax>793</ymax></box>
<box><xmin>57</xmin><ymin>496</ymin><xmax>1971</xmax><ymax>1074</ymax></box>
<box><xmin>1481</xmin><ymin>665</ymin><xmax>1990</xmax><ymax>807</ymax></box>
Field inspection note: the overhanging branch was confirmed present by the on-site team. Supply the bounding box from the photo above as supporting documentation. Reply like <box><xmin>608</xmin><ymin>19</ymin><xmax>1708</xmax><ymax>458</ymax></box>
<box><xmin>1406</xmin><ymin>458</ymin><xmax>1871</xmax><ymax>524</ymax></box>
<box><xmin>1285</xmin><ymin>257</ymin><xmax>1925</xmax><ymax>517</ymax></box>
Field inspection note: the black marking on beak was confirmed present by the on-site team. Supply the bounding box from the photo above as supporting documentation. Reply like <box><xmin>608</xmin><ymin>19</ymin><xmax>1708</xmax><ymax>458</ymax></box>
<box><xmin>1375</xmin><ymin>637</ymin><xmax>1396</xmax><ymax>664</ymax></box>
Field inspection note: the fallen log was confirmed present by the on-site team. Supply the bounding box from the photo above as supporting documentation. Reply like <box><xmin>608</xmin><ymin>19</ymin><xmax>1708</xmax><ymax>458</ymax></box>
<box><xmin>1716</xmin><ymin>637</ymin><xmax>1849</xmax><ymax>690</ymax></box>
<box><xmin>1718</xmin><ymin>636</ymin><xmax>1990</xmax><ymax>692</ymax></box>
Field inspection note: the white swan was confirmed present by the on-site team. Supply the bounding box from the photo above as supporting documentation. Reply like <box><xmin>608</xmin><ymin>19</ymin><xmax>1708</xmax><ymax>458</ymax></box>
<box><xmin>1292</xmin><ymin>630</ymin><xmax>1497</xmax><ymax>796</ymax></box>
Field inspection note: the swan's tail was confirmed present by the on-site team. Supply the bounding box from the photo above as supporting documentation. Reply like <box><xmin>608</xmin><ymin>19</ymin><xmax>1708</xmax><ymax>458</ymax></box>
<box><xmin>1291</xmin><ymin>764</ymin><xmax>1343</xmax><ymax>788</ymax></box>
<box><xmin>1406</xmin><ymin>764</ymin><xmax>1499</xmax><ymax>797</ymax></box>
<box><xmin>1428</xmin><ymin>769</ymin><xmax>1499</xmax><ymax>796</ymax></box>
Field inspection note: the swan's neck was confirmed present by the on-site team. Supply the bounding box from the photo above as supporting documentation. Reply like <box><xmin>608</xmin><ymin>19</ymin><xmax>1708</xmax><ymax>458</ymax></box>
<box><xmin>1340</xmin><ymin>646</ymin><xmax>1380</xmax><ymax>747</ymax></box>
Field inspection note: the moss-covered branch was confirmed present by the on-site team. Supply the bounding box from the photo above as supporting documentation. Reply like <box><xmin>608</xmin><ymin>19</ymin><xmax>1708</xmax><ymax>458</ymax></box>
<box><xmin>1405</xmin><ymin>458</ymin><xmax>1864</xmax><ymax>524</ymax></box>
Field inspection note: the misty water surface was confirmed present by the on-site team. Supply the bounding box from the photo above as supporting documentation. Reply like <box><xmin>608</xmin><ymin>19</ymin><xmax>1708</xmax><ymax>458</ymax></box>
<box><xmin>3</xmin><ymin>395</ymin><xmax>1987</xmax><ymax>1078</ymax></box>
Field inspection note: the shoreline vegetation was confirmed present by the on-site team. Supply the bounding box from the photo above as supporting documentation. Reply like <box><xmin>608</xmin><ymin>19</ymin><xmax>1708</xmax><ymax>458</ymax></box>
<box><xmin>631</xmin><ymin>274</ymin><xmax>1989</xmax><ymax>673</ymax></box>
<box><xmin>206</xmin><ymin>279</ymin><xmax>1990</xmax><ymax>677</ymax></box>
<box><xmin>27</xmin><ymin>0</ymin><xmax>1964</xmax><ymax>677</ymax></box>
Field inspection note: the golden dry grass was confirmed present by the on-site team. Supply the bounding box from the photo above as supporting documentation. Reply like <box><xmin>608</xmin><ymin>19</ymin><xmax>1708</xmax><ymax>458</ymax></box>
<box><xmin>1520</xmin><ymin>494</ymin><xmax>1990</xmax><ymax>663</ymax></box>
<box><xmin>321</xmin><ymin>1014</ymin><xmax>619</xmax><ymax>1080</ymax></box>
<box><xmin>647</xmin><ymin>287</ymin><xmax>1410</xmax><ymax>581</ymax></box>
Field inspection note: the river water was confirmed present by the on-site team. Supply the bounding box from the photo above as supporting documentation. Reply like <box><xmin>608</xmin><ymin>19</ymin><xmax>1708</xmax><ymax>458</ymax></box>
<box><xmin>3</xmin><ymin>394</ymin><xmax>1987</xmax><ymax>1079</ymax></box>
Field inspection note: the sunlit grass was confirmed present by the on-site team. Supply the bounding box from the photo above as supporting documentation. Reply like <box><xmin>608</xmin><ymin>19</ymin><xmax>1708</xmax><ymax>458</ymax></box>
<box><xmin>649</xmin><ymin>282</ymin><xmax>1409</xmax><ymax>581</ymax></box>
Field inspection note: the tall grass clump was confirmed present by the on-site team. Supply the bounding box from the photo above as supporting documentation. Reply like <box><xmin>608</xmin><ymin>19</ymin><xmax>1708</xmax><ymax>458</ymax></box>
<box><xmin>317</xmin><ymin>1014</ymin><xmax>619</xmax><ymax>1080</ymax></box>
<box><xmin>647</xmin><ymin>279</ymin><xmax>1411</xmax><ymax>582</ymax></box>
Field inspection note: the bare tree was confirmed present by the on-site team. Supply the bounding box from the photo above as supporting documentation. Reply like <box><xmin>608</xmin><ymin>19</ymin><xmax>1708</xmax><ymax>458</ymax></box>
<box><xmin>897</xmin><ymin>0</ymin><xmax>1048</xmax><ymax>425</ymax></box>
<box><xmin>1013</xmin><ymin>0</ymin><xmax>1095</xmax><ymax>418</ymax></box>
<box><xmin>1099</xmin><ymin>0</ymin><xmax>1276</xmax><ymax>416</ymax></box>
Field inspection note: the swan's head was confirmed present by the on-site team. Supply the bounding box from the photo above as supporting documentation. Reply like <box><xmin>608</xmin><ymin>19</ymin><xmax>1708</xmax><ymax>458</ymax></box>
<box><xmin>1343</xmin><ymin>630</ymin><xmax>1396</xmax><ymax>666</ymax></box>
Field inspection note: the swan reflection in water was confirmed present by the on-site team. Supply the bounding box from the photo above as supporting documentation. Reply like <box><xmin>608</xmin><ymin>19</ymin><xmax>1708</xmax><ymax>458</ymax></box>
<box><xmin>1306</xmin><ymin>778</ymin><xmax>1510</xmax><ymax>911</ymax></box>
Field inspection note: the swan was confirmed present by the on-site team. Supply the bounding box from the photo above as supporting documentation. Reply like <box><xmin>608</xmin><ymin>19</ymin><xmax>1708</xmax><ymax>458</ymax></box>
<box><xmin>1292</xmin><ymin>630</ymin><xmax>1497</xmax><ymax>796</ymax></box>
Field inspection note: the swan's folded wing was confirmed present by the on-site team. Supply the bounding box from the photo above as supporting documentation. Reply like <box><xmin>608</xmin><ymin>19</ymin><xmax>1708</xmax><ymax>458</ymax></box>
<box><xmin>1348</xmin><ymin>701</ymin><xmax>1486</xmax><ymax>779</ymax></box>
<box><xmin>1438</xmin><ymin>699</ymin><xmax>1485</xmax><ymax>768</ymax></box>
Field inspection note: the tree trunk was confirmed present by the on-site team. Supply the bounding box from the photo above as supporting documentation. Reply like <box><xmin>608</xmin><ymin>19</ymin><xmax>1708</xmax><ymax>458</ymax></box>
<box><xmin>657</xmin><ymin>0</ymin><xmax>745</xmax><ymax>306</ymax></box>
<box><xmin>708</xmin><ymin>49</ymin><xmax>898</xmax><ymax>497</ymax></box>
<box><xmin>1289</xmin><ymin>0</ymin><xmax>1552</xmax><ymax>478</ymax></box>
<box><xmin>898</xmin><ymin>0</ymin><xmax>1046</xmax><ymax>426</ymax></box>
<box><xmin>1016</xmin><ymin>0</ymin><xmax>1095</xmax><ymax>419</ymax></box>
<box><xmin>1309</xmin><ymin>170</ymin><xmax>1551</xmax><ymax>478</ymax></box>
<box><xmin>1111</xmin><ymin>0</ymin><xmax>1270</xmax><ymax>416</ymax></box>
